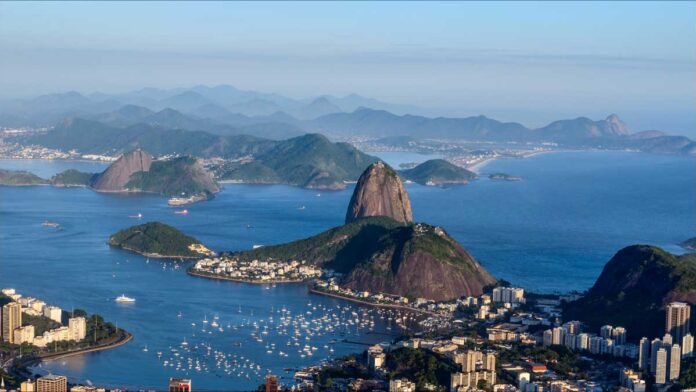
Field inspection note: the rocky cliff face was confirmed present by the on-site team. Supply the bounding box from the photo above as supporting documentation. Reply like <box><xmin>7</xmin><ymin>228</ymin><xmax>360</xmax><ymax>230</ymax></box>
<box><xmin>92</xmin><ymin>149</ymin><xmax>152</xmax><ymax>191</ymax></box>
<box><xmin>345</xmin><ymin>161</ymin><xmax>412</xmax><ymax>224</ymax></box>
<box><xmin>339</xmin><ymin>223</ymin><xmax>496</xmax><ymax>301</ymax></box>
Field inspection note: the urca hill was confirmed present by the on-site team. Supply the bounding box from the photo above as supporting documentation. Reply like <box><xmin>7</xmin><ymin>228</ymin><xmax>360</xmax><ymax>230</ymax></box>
<box><xmin>222</xmin><ymin>161</ymin><xmax>496</xmax><ymax>301</ymax></box>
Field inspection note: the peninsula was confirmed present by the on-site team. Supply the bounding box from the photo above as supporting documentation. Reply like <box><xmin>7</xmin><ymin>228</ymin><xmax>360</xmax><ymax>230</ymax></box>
<box><xmin>191</xmin><ymin>161</ymin><xmax>496</xmax><ymax>301</ymax></box>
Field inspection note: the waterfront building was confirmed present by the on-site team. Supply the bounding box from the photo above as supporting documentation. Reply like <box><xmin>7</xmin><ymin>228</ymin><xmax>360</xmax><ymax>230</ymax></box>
<box><xmin>2</xmin><ymin>302</ymin><xmax>21</xmax><ymax>343</ymax></box>
<box><xmin>600</xmin><ymin>325</ymin><xmax>613</xmax><ymax>339</ymax></box>
<box><xmin>42</xmin><ymin>306</ymin><xmax>62</xmax><ymax>324</ymax></box>
<box><xmin>684</xmin><ymin>333</ymin><xmax>694</xmax><ymax>358</ymax></box>
<box><xmin>36</xmin><ymin>374</ymin><xmax>67</xmax><ymax>392</ymax></box>
<box><xmin>390</xmin><ymin>379</ymin><xmax>416</xmax><ymax>392</ymax></box>
<box><xmin>638</xmin><ymin>338</ymin><xmax>650</xmax><ymax>370</ymax></box>
<box><xmin>168</xmin><ymin>378</ymin><xmax>191</xmax><ymax>392</ymax></box>
<box><xmin>666</xmin><ymin>302</ymin><xmax>691</xmax><ymax>343</ymax></box>
<box><xmin>14</xmin><ymin>325</ymin><xmax>34</xmax><ymax>345</ymax></box>
<box><xmin>670</xmin><ymin>344</ymin><xmax>682</xmax><ymax>381</ymax></box>
<box><xmin>612</xmin><ymin>327</ymin><xmax>627</xmax><ymax>345</ymax></box>
<box><xmin>68</xmin><ymin>317</ymin><xmax>87</xmax><ymax>341</ymax></box>
<box><xmin>70</xmin><ymin>387</ymin><xmax>106</xmax><ymax>392</ymax></box>
<box><xmin>655</xmin><ymin>348</ymin><xmax>667</xmax><ymax>385</ymax></box>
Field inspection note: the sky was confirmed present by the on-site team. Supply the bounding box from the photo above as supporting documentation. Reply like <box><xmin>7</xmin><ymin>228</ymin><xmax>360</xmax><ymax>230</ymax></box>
<box><xmin>0</xmin><ymin>1</ymin><xmax>694</xmax><ymax>135</ymax></box>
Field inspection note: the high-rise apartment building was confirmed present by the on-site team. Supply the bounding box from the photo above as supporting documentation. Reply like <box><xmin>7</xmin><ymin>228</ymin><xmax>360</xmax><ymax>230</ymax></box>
<box><xmin>2</xmin><ymin>302</ymin><xmax>21</xmax><ymax>344</ymax></box>
<box><xmin>655</xmin><ymin>348</ymin><xmax>667</xmax><ymax>385</ymax></box>
<box><xmin>600</xmin><ymin>325</ymin><xmax>613</xmax><ymax>339</ymax></box>
<box><xmin>666</xmin><ymin>302</ymin><xmax>691</xmax><ymax>343</ymax></box>
<box><xmin>68</xmin><ymin>317</ymin><xmax>86</xmax><ymax>341</ymax></box>
<box><xmin>638</xmin><ymin>337</ymin><xmax>650</xmax><ymax>370</ymax></box>
<box><xmin>670</xmin><ymin>344</ymin><xmax>682</xmax><ymax>381</ymax></box>
<box><xmin>36</xmin><ymin>374</ymin><xmax>67</xmax><ymax>392</ymax></box>
<box><xmin>612</xmin><ymin>327</ymin><xmax>627</xmax><ymax>345</ymax></box>
<box><xmin>683</xmin><ymin>333</ymin><xmax>694</xmax><ymax>358</ymax></box>
<box><xmin>650</xmin><ymin>338</ymin><xmax>662</xmax><ymax>374</ymax></box>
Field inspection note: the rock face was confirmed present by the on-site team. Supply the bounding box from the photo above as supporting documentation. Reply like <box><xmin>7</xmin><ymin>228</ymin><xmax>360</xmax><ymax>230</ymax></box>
<box><xmin>339</xmin><ymin>222</ymin><xmax>497</xmax><ymax>301</ymax></box>
<box><xmin>346</xmin><ymin>161</ymin><xmax>413</xmax><ymax>224</ymax></box>
<box><xmin>92</xmin><ymin>149</ymin><xmax>152</xmax><ymax>191</ymax></box>
<box><xmin>563</xmin><ymin>245</ymin><xmax>696</xmax><ymax>339</ymax></box>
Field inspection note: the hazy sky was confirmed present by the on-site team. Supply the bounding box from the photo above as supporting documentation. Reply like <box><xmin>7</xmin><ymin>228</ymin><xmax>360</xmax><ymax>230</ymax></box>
<box><xmin>1</xmin><ymin>2</ymin><xmax>694</xmax><ymax>134</ymax></box>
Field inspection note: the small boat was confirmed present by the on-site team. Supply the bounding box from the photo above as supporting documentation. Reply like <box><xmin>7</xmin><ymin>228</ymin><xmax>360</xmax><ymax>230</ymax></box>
<box><xmin>252</xmin><ymin>244</ymin><xmax>264</xmax><ymax>249</ymax></box>
<box><xmin>115</xmin><ymin>294</ymin><xmax>135</xmax><ymax>303</ymax></box>
<box><xmin>41</xmin><ymin>220</ymin><xmax>60</xmax><ymax>228</ymax></box>
<box><xmin>297</xmin><ymin>206</ymin><xmax>306</xmax><ymax>210</ymax></box>
<box><xmin>174</xmin><ymin>209</ymin><xmax>189</xmax><ymax>215</ymax></box>
<box><xmin>129</xmin><ymin>213</ymin><xmax>143</xmax><ymax>219</ymax></box>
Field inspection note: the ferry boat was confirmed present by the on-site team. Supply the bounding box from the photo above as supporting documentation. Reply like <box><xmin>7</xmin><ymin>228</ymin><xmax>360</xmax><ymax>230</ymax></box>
<box><xmin>174</xmin><ymin>209</ymin><xmax>189</xmax><ymax>215</ymax></box>
<box><xmin>115</xmin><ymin>294</ymin><xmax>136</xmax><ymax>303</ymax></box>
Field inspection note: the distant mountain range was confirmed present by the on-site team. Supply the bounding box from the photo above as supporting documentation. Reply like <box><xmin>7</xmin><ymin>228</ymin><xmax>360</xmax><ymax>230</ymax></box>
<box><xmin>3</xmin><ymin>85</ymin><xmax>694</xmax><ymax>155</ymax></box>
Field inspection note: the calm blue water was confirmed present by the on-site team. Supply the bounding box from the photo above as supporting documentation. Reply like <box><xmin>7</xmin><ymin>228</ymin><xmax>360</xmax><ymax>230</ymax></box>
<box><xmin>0</xmin><ymin>151</ymin><xmax>693</xmax><ymax>389</ymax></box>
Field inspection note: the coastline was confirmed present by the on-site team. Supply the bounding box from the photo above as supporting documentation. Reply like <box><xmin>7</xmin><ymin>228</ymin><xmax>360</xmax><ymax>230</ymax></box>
<box><xmin>187</xmin><ymin>269</ymin><xmax>306</xmax><ymax>284</ymax></box>
<box><xmin>109</xmin><ymin>244</ymin><xmax>202</xmax><ymax>260</ymax></box>
<box><xmin>308</xmin><ymin>288</ymin><xmax>439</xmax><ymax>317</ymax></box>
<box><xmin>39</xmin><ymin>332</ymin><xmax>133</xmax><ymax>362</ymax></box>
<box><xmin>19</xmin><ymin>331</ymin><xmax>133</xmax><ymax>370</ymax></box>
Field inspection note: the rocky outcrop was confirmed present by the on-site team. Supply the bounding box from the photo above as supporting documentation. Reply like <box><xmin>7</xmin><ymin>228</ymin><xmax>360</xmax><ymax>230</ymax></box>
<box><xmin>345</xmin><ymin>161</ymin><xmax>412</xmax><ymax>224</ymax></box>
<box><xmin>339</xmin><ymin>223</ymin><xmax>496</xmax><ymax>301</ymax></box>
<box><xmin>92</xmin><ymin>149</ymin><xmax>152</xmax><ymax>191</ymax></box>
<box><xmin>563</xmin><ymin>245</ymin><xmax>696</xmax><ymax>339</ymax></box>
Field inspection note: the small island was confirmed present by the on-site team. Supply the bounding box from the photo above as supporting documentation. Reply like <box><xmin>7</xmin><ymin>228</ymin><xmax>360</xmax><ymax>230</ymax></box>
<box><xmin>0</xmin><ymin>169</ymin><xmax>48</xmax><ymax>186</ymax></box>
<box><xmin>488</xmin><ymin>172</ymin><xmax>521</xmax><ymax>181</ymax></box>
<box><xmin>109</xmin><ymin>221</ymin><xmax>214</xmax><ymax>259</ymax></box>
<box><xmin>399</xmin><ymin>159</ymin><xmax>477</xmax><ymax>186</ymax></box>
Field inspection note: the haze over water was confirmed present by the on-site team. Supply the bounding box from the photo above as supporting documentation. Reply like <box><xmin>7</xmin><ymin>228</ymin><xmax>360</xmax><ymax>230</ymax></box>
<box><xmin>0</xmin><ymin>151</ymin><xmax>693</xmax><ymax>389</ymax></box>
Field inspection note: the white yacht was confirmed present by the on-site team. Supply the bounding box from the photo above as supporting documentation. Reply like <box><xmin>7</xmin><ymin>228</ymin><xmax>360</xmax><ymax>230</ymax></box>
<box><xmin>115</xmin><ymin>294</ymin><xmax>135</xmax><ymax>303</ymax></box>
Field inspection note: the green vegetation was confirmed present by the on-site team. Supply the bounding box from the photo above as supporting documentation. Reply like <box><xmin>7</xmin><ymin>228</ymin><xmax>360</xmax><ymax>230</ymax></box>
<box><xmin>218</xmin><ymin>133</ymin><xmax>378</xmax><ymax>189</ymax></box>
<box><xmin>563</xmin><ymin>245</ymin><xmax>696</xmax><ymax>339</ymax></box>
<box><xmin>222</xmin><ymin>216</ymin><xmax>405</xmax><ymax>271</ymax></box>
<box><xmin>385</xmin><ymin>347</ymin><xmax>458</xmax><ymax>390</ymax></box>
<box><xmin>109</xmin><ymin>221</ymin><xmax>208</xmax><ymax>258</ymax></box>
<box><xmin>22</xmin><ymin>313</ymin><xmax>61</xmax><ymax>336</ymax></box>
<box><xmin>497</xmin><ymin>344</ymin><xmax>591</xmax><ymax>380</ymax></box>
<box><xmin>316</xmin><ymin>355</ymin><xmax>373</xmax><ymax>389</ymax></box>
<box><xmin>50</xmin><ymin>169</ymin><xmax>95</xmax><ymax>186</ymax></box>
<box><xmin>400</xmin><ymin>159</ymin><xmax>476</xmax><ymax>185</ymax></box>
<box><xmin>679</xmin><ymin>358</ymin><xmax>696</xmax><ymax>388</ymax></box>
<box><xmin>125</xmin><ymin>156</ymin><xmax>219</xmax><ymax>197</ymax></box>
<box><xmin>0</xmin><ymin>169</ymin><xmax>47</xmax><ymax>185</ymax></box>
